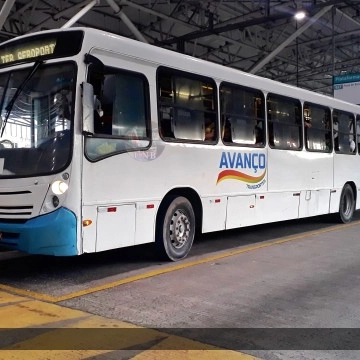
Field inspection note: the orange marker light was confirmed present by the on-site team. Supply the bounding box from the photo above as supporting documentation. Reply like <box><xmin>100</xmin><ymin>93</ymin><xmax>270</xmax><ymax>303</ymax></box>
<box><xmin>83</xmin><ymin>219</ymin><xmax>92</xmax><ymax>227</ymax></box>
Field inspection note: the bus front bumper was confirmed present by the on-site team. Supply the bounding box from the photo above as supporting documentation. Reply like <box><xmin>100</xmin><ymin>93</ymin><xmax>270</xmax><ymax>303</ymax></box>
<box><xmin>0</xmin><ymin>207</ymin><xmax>78</xmax><ymax>256</ymax></box>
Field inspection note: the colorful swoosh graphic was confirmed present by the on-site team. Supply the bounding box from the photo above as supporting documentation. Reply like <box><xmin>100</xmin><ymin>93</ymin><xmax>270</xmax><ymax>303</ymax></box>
<box><xmin>216</xmin><ymin>169</ymin><xmax>266</xmax><ymax>184</ymax></box>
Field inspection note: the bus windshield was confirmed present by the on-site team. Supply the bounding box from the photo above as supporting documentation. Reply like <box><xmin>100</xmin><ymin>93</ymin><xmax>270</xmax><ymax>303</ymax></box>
<box><xmin>0</xmin><ymin>62</ymin><xmax>76</xmax><ymax>177</ymax></box>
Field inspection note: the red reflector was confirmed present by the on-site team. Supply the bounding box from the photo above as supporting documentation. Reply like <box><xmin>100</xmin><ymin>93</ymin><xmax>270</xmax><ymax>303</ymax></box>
<box><xmin>107</xmin><ymin>207</ymin><xmax>117</xmax><ymax>212</ymax></box>
<box><xmin>215</xmin><ymin>199</ymin><xmax>221</xmax><ymax>203</ymax></box>
<box><xmin>260</xmin><ymin>195</ymin><xmax>264</xmax><ymax>199</ymax></box>
<box><xmin>146</xmin><ymin>204</ymin><xmax>155</xmax><ymax>209</ymax></box>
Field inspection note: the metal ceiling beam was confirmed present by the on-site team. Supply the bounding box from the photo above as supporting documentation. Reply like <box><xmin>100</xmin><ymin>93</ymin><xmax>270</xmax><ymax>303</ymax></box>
<box><xmin>156</xmin><ymin>12</ymin><xmax>296</xmax><ymax>46</ymax></box>
<box><xmin>62</xmin><ymin>0</ymin><xmax>99</xmax><ymax>28</ymax></box>
<box><xmin>118</xmin><ymin>0</ymin><xmax>195</xmax><ymax>29</ymax></box>
<box><xmin>29</xmin><ymin>0</ymin><xmax>95</xmax><ymax>33</ymax></box>
<box><xmin>106</xmin><ymin>0</ymin><xmax>148</xmax><ymax>43</ymax></box>
<box><xmin>276</xmin><ymin>57</ymin><xmax>360</xmax><ymax>82</ymax></box>
<box><xmin>0</xmin><ymin>0</ymin><xmax>16</xmax><ymax>30</ymax></box>
<box><xmin>249</xmin><ymin>5</ymin><xmax>333</xmax><ymax>74</ymax></box>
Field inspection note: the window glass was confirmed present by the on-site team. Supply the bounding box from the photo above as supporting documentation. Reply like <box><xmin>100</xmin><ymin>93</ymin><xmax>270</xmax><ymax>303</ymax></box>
<box><xmin>220</xmin><ymin>83</ymin><xmax>265</xmax><ymax>147</ymax></box>
<box><xmin>158</xmin><ymin>68</ymin><xmax>217</xmax><ymax>143</ymax></box>
<box><xmin>333</xmin><ymin>109</ymin><xmax>355</xmax><ymax>154</ymax></box>
<box><xmin>267</xmin><ymin>94</ymin><xmax>302</xmax><ymax>150</ymax></box>
<box><xmin>85</xmin><ymin>67</ymin><xmax>150</xmax><ymax>161</ymax></box>
<box><xmin>0</xmin><ymin>62</ymin><xmax>75</xmax><ymax>178</ymax></box>
<box><xmin>304</xmin><ymin>102</ymin><xmax>332</xmax><ymax>152</ymax></box>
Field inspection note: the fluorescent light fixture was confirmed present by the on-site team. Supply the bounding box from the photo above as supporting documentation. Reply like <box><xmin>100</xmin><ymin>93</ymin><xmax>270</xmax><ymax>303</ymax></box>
<box><xmin>294</xmin><ymin>10</ymin><xmax>306</xmax><ymax>20</ymax></box>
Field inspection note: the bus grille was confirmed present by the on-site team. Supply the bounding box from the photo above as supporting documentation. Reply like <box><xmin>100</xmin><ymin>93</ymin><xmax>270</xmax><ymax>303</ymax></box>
<box><xmin>0</xmin><ymin>186</ymin><xmax>48</xmax><ymax>220</ymax></box>
<box><xmin>0</xmin><ymin>205</ymin><xmax>33</xmax><ymax>216</ymax></box>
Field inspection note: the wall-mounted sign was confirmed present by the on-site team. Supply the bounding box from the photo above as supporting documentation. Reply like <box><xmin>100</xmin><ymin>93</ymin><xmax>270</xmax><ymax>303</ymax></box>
<box><xmin>333</xmin><ymin>73</ymin><xmax>360</xmax><ymax>105</ymax></box>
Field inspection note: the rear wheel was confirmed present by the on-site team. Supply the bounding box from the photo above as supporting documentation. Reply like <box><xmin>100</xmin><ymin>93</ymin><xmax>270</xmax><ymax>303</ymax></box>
<box><xmin>156</xmin><ymin>196</ymin><xmax>195</xmax><ymax>261</ymax></box>
<box><xmin>338</xmin><ymin>184</ymin><xmax>355</xmax><ymax>223</ymax></box>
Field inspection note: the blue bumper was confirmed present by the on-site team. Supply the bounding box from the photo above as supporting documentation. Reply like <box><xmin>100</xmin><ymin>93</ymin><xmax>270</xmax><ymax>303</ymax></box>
<box><xmin>0</xmin><ymin>207</ymin><xmax>78</xmax><ymax>256</ymax></box>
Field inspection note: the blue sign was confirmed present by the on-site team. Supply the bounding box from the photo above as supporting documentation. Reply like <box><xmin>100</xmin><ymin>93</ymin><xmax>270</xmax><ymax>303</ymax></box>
<box><xmin>333</xmin><ymin>74</ymin><xmax>360</xmax><ymax>85</ymax></box>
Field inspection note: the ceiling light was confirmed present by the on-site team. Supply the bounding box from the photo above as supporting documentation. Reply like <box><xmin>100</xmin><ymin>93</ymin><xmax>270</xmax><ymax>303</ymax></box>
<box><xmin>294</xmin><ymin>11</ymin><xmax>306</xmax><ymax>20</ymax></box>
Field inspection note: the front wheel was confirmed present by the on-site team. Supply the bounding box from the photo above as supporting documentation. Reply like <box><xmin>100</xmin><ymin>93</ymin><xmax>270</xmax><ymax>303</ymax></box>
<box><xmin>155</xmin><ymin>196</ymin><xmax>195</xmax><ymax>261</ymax></box>
<box><xmin>338</xmin><ymin>184</ymin><xmax>355</xmax><ymax>223</ymax></box>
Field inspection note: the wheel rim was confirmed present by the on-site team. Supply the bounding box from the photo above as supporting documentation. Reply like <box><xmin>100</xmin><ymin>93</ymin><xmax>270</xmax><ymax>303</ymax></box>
<box><xmin>169</xmin><ymin>209</ymin><xmax>191</xmax><ymax>249</ymax></box>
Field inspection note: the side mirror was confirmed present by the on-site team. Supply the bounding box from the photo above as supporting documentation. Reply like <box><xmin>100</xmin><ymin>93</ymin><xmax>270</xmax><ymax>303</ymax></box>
<box><xmin>82</xmin><ymin>82</ymin><xmax>94</xmax><ymax>135</ymax></box>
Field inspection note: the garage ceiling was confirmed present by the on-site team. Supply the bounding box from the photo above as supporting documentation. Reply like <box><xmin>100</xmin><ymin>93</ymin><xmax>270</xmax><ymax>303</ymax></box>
<box><xmin>1</xmin><ymin>0</ymin><xmax>360</xmax><ymax>95</ymax></box>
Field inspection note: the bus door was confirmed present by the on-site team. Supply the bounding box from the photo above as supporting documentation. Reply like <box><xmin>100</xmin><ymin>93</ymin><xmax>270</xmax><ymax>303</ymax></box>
<box><xmin>81</xmin><ymin>52</ymin><xmax>152</xmax><ymax>253</ymax></box>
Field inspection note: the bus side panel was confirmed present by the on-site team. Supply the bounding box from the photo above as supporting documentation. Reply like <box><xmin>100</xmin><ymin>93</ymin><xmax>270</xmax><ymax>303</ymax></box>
<box><xmin>298</xmin><ymin>189</ymin><xmax>331</xmax><ymax>218</ymax></box>
<box><xmin>134</xmin><ymin>201</ymin><xmax>159</xmax><ymax>245</ymax></box>
<box><xmin>82</xmin><ymin>201</ymin><xmax>158</xmax><ymax>252</ymax></box>
<box><xmin>329</xmin><ymin>190</ymin><xmax>341</xmax><ymax>214</ymax></box>
<box><xmin>267</xmin><ymin>150</ymin><xmax>333</xmax><ymax>192</ymax></box>
<box><xmin>225</xmin><ymin>195</ymin><xmax>256</xmax><ymax>230</ymax></box>
<box><xmin>82</xmin><ymin>205</ymin><xmax>97</xmax><ymax>253</ymax></box>
<box><xmin>255</xmin><ymin>191</ymin><xmax>299</xmax><ymax>224</ymax></box>
<box><xmin>96</xmin><ymin>204</ymin><xmax>136</xmax><ymax>252</ymax></box>
<box><xmin>202</xmin><ymin>196</ymin><xmax>227</xmax><ymax>233</ymax></box>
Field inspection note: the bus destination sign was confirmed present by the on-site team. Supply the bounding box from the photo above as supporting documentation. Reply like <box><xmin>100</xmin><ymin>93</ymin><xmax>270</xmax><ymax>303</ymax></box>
<box><xmin>0</xmin><ymin>40</ymin><xmax>56</xmax><ymax>64</ymax></box>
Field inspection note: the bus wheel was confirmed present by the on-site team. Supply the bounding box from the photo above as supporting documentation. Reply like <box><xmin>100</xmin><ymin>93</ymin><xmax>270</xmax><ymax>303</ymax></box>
<box><xmin>156</xmin><ymin>196</ymin><xmax>195</xmax><ymax>261</ymax></box>
<box><xmin>338</xmin><ymin>184</ymin><xmax>355</xmax><ymax>223</ymax></box>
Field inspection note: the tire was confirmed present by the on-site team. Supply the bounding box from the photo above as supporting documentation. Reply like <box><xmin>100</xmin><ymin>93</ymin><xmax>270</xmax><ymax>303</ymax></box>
<box><xmin>338</xmin><ymin>184</ymin><xmax>355</xmax><ymax>224</ymax></box>
<box><xmin>155</xmin><ymin>196</ymin><xmax>195</xmax><ymax>261</ymax></box>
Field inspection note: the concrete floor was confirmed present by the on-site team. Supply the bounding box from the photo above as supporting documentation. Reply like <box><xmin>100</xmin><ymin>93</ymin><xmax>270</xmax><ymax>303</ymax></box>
<box><xmin>1</xmin><ymin>213</ymin><xmax>360</xmax><ymax>359</ymax></box>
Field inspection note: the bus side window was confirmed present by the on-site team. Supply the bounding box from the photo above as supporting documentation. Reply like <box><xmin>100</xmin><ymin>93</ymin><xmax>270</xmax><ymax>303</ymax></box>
<box><xmin>304</xmin><ymin>102</ymin><xmax>331</xmax><ymax>152</ymax></box>
<box><xmin>267</xmin><ymin>94</ymin><xmax>301</xmax><ymax>150</ymax></box>
<box><xmin>94</xmin><ymin>75</ymin><xmax>114</xmax><ymax>135</ymax></box>
<box><xmin>173</xmin><ymin>108</ymin><xmax>203</xmax><ymax>140</ymax></box>
<box><xmin>333</xmin><ymin>109</ymin><xmax>355</xmax><ymax>154</ymax></box>
<box><xmin>157</xmin><ymin>67</ymin><xmax>217</xmax><ymax>143</ymax></box>
<box><xmin>159</xmin><ymin>106</ymin><xmax>174</xmax><ymax>138</ymax></box>
<box><xmin>220</xmin><ymin>82</ymin><xmax>265</xmax><ymax>147</ymax></box>
<box><xmin>85</xmin><ymin>67</ymin><xmax>150</xmax><ymax>160</ymax></box>
<box><xmin>222</xmin><ymin>117</ymin><xmax>232</xmax><ymax>143</ymax></box>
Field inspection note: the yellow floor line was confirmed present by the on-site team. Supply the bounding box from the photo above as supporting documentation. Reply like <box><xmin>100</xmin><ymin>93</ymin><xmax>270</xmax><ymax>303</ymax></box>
<box><xmin>1</xmin><ymin>220</ymin><xmax>359</xmax><ymax>304</ymax></box>
<box><xmin>0</xmin><ymin>299</ymin><xmax>89</xmax><ymax>327</ymax></box>
<box><xmin>0</xmin><ymin>298</ymin><xmax>257</xmax><ymax>359</ymax></box>
<box><xmin>0</xmin><ymin>350</ymin><xmax>114</xmax><ymax>359</ymax></box>
<box><xmin>132</xmin><ymin>350</ymin><xmax>257</xmax><ymax>360</ymax></box>
<box><xmin>0</xmin><ymin>290</ymin><xmax>31</xmax><ymax>305</ymax></box>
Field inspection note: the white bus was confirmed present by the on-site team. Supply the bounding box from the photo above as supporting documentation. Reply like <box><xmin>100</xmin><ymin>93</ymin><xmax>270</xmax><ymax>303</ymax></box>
<box><xmin>0</xmin><ymin>27</ymin><xmax>359</xmax><ymax>261</ymax></box>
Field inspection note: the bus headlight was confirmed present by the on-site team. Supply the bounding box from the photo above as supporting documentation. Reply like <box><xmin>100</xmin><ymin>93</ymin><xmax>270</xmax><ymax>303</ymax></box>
<box><xmin>40</xmin><ymin>175</ymin><xmax>70</xmax><ymax>215</ymax></box>
<box><xmin>51</xmin><ymin>180</ymin><xmax>69</xmax><ymax>195</ymax></box>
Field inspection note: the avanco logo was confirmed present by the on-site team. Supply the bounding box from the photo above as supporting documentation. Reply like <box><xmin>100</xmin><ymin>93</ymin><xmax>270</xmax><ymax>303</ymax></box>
<box><xmin>217</xmin><ymin>152</ymin><xmax>266</xmax><ymax>187</ymax></box>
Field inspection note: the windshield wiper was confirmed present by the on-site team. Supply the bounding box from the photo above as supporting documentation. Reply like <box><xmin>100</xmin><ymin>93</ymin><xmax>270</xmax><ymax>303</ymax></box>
<box><xmin>0</xmin><ymin>59</ymin><xmax>43</xmax><ymax>137</ymax></box>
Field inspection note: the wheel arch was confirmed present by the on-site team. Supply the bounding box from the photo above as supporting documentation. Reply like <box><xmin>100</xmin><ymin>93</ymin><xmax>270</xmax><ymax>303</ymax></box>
<box><xmin>345</xmin><ymin>181</ymin><xmax>357</xmax><ymax>204</ymax></box>
<box><xmin>157</xmin><ymin>187</ymin><xmax>203</xmax><ymax>235</ymax></box>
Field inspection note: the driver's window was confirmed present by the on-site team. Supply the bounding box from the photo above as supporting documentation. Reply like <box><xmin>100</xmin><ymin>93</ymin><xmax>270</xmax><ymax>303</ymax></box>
<box><xmin>85</xmin><ymin>66</ymin><xmax>151</xmax><ymax>161</ymax></box>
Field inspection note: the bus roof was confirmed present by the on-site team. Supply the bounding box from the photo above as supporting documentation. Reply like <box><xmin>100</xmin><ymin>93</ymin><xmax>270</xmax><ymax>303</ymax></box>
<box><xmin>5</xmin><ymin>26</ymin><xmax>360</xmax><ymax>114</ymax></box>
